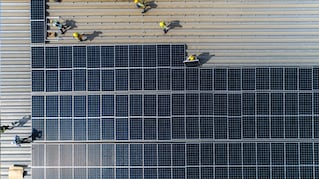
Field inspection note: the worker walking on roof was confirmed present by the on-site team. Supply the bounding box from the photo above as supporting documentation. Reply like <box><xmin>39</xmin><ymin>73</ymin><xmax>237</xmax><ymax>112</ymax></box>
<box><xmin>51</xmin><ymin>20</ymin><xmax>68</xmax><ymax>34</ymax></box>
<box><xmin>73</xmin><ymin>32</ymin><xmax>86</xmax><ymax>42</ymax></box>
<box><xmin>159</xmin><ymin>21</ymin><xmax>169</xmax><ymax>34</ymax></box>
<box><xmin>134</xmin><ymin>0</ymin><xmax>147</xmax><ymax>13</ymax></box>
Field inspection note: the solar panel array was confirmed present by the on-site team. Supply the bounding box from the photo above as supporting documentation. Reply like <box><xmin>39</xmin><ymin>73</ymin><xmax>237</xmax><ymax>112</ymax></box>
<box><xmin>31</xmin><ymin>0</ymin><xmax>45</xmax><ymax>43</ymax></box>
<box><xmin>32</xmin><ymin>45</ymin><xmax>319</xmax><ymax>179</ymax></box>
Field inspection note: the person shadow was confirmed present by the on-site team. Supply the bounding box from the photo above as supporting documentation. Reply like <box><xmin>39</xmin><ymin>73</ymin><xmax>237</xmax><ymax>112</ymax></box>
<box><xmin>12</xmin><ymin>115</ymin><xmax>31</xmax><ymax>127</ymax></box>
<box><xmin>64</xmin><ymin>19</ymin><xmax>77</xmax><ymax>30</ymax></box>
<box><xmin>197</xmin><ymin>52</ymin><xmax>215</xmax><ymax>64</ymax></box>
<box><xmin>144</xmin><ymin>1</ymin><xmax>157</xmax><ymax>13</ymax></box>
<box><xmin>168</xmin><ymin>20</ymin><xmax>183</xmax><ymax>30</ymax></box>
<box><xmin>31</xmin><ymin>128</ymin><xmax>42</xmax><ymax>141</ymax></box>
<box><xmin>86</xmin><ymin>31</ymin><xmax>103</xmax><ymax>41</ymax></box>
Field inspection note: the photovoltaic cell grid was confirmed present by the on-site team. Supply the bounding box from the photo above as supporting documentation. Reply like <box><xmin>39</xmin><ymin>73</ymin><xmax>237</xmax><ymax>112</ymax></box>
<box><xmin>32</xmin><ymin>45</ymin><xmax>319</xmax><ymax>179</ymax></box>
<box><xmin>30</xmin><ymin>0</ymin><xmax>45</xmax><ymax>43</ymax></box>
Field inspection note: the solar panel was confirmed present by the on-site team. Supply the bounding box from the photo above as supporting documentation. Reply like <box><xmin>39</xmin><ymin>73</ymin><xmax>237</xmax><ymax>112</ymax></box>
<box><xmin>31</xmin><ymin>0</ymin><xmax>44</xmax><ymax>20</ymax></box>
<box><xmin>31</xmin><ymin>21</ymin><xmax>45</xmax><ymax>43</ymax></box>
<box><xmin>32</xmin><ymin>46</ymin><xmax>319</xmax><ymax>179</ymax></box>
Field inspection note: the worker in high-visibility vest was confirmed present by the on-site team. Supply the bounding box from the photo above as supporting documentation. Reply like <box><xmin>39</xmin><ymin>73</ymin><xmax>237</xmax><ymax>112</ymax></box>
<box><xmin>73</xmin><ymin>32</ymin><xmax>86</xmax><ymax>42</ymax></box>
<box><xmin>134</xmin><ymin>0</ymin><xmax>147</xmax><ymax>13</ymax></box>
<box><xmin>159</xmin><ymin>21</ymin><xmax>169</xmax><ymax>34</ymax></box>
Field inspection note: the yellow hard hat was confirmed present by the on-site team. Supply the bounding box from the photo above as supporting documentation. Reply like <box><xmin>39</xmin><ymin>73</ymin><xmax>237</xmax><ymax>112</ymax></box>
<box><xmin>73</xmin><ymin>32</ymin><xmax>79</xmax><ymax>37</ymax></box>
<box><xmin>160</xmin><ymin>21</ymin><xmax>165</xmax><ymax>26</ymax></box>
<box><xmin>134</xmin><ymin>0</ymin><xmax>139</xmax><ymax>3</ymax></box>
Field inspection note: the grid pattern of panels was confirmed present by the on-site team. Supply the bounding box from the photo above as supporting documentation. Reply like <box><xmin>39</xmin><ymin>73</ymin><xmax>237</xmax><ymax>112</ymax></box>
<box><xmin>31</xmin><ymin>21</ymin><xmax>45</xmax><ymax>43</ymax></box>
<box><xmin>31</xmin><ymin>0</ymin><xmax>45</xmax><ymax>20</ymax></box>
<box><xmin>30</xmin><ymin>0</ymin><xmax>45</xmax><ymax>43</ymax></box>
<box><xmin>32</xmin><ymin>45</ymin><xmax>319</xmax><ymax>178</ymax></box>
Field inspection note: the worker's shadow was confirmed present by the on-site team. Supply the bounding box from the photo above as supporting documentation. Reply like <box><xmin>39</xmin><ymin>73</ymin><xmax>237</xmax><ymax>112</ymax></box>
<box><xmin>198</xmin><ymin>52</ymin><xmax>215</xmax><ymax>64</ymax></box>
<box><xmin>64</xmin><ymin>19</ymin><xmax>77</xmax><ymax>30</ymax></box>
<box><xmin>31</xmin><ymin>128</ymin><xmax>42</xmax><ymax>141</ymax></box>
<box><xmin>86</xmin><ymin>31</ymin><xmax>103</xmax><ymax>41</ymax></box>
<box><xmin>144</xmin><ymin>1</ymin><xmax>157</xmax><ymax>13</ymax></box>
<box><xmin>168</xmin><ymin>20</ymin><xmax>183</xmax><ymax>30</ymax></box>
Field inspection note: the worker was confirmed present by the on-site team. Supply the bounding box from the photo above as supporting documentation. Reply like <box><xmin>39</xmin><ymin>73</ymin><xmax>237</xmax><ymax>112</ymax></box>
<box><xmin>52</xmin><ymin>20</ymin><xmax>68</xmax><ymax>34</ymax></box>
<box><xmin>134</xmin><ymin>0</ymin><xmax>147</xmax><ymax>13</ymax></box>
<box><xmin>73</xmin><ymin>32</ymin><xmax>86</xmax><ymax>42</ymax></box>
<box><xmin>183</xmin><ymin>54</ymin><xmax>200</xmax><ymax>65</ymax></box>
<box><xmin>159</xmin><ymin>21</ymin><xmax>169</xmax><ymax>34</ymax></box>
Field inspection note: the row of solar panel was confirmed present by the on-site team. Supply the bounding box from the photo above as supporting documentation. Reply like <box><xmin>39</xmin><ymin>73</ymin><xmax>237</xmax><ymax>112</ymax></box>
<box><xmin>33</xmin><ymin>143</ymin><xmax>319</xmax><ymax>167</ymax></box>
<box><xmin>31</xmin><ymin>45</ymin><xmax>186</xmax><ymax>68</ymax></box>
<box><xmin>32</xmin><ymin>166</ymin><xmax>319</xmax><ymax>179</ymax></box>
<box><xmin>32</xmin><ymin>93</ymin><xmax>319</xmax><ymax>117</ymax></box>
<box><xmin>31</xmin><ymin>68</ymin><xmax>319</xmax><ymax>92</ymax></box>
<box><xmin>32</xmin><ymin>116</ymin><xmax>319</xmax><ymax>141</ymax></box>
<box><xmin>31</xmin><ymin>0</ymin><xmax>45</xmax><ymax>43</ymax></box>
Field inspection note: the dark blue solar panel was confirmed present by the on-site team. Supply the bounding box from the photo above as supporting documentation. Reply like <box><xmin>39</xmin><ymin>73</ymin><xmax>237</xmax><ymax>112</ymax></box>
<box><xmin>144</xmin><ymin>168</ymin><xmax>157</xmax><ymax>179</ymax></box>
<box><xmin>172</xmin><ymin>117</ymin><xmax>185</xmax><ymax>139</ymax></box>
<box><xmin>130</xmin><ymin>95</ymin><xmax>142</xmax><ymax>116</ymax></box>
<box><xmin>200</xmin><ymin>117</ymin><xmax>213</xmax><ymax>139</ymax></box>
<box><xmin>242</xmin><ymin>68</ymin><xmax>255</xmax><ymax>90</ymax></box>
<box><xmin>301</xmin><ymin>166</ymin><xmax>313</xmax><ymax>178</ymax></box>
<box><xmin>173</xmin><ymin>168</ymin><xmax>185</xmax><ymax>178</ymax></box>
<box><xmin>228</xmin><ymin>69</ymin><xmax>241</xmax><ymax>91</ymax></box>
<box><xmin>315</xmin><ymin>117</ymin><xmax>319</xmax><ymax>138</ymax></box>
<box><xmin>215</xmin><ymin>143</ymin><xmax>227</xmax><ymax>165</ymax></box>
<box><xmin>102</xmin><ymin>144</ymin><xmax>114</xmax><ymax>166</ymax></box>
<box><xmin>172</xmin><ymin>144</ymin><xmax>185</xmax><ymax>166</ymax></box>
<box><xmin>201</xmin><ymin>143</ymin><xmax>213</xmax><ymax>165</ymax></box>
<box><xmin>31</xmin><ymin>0</ymin><xmax>44</xmax><ymax>20</ymax></box>
<box><xmin>186</xmin><ymin>117</ymin><xmax>199</xmax><ymax>139</ymax></box>
<box><xmin>257</xmin><ymin>143</ymin><xmax>270</xmax><ymax>165</ymax></box>
<box><xmin>115</xmin><ymin>46</ymin><xmax>128</xmax><ymax>67</ymax></box>
<box><xmin>172</xmin><ymin>69</ymin><xmax>184</xmax><ymax>90</ymax></box>
<box><xmin>228</xmin><ymin>94</ymin><xmax>241</xmax><ymax>116</ymax></box>
<box><xmin>115</xmin><ymin>69</ymin><xmax>128</xmax><ymax>91</ymax></box>
<box><xmin>46</xmin><ymin>96</ymin><xmax>58</xmax><ymax>117</ymax></box>
<box><xmin>158</xmin><ymin>144</ymin><xmax>171</xmax><ymax>166</ymax></box>
<box><xmin>46</xmin><ymin>70</ymin><xmax>58</xmax><ymax>92</ymax></box>
<box><xmin>32</xmin><ymin>47</ymin><xmax>44</xmax><ymax>68</ymax></box>
<box><xmin>300</xmin><ymin>143</ymin><xmax>313</xmax><ymax>164</ymax></box>
<box><xmin>74</xmin><ymin>96</ymin><xmax>86</xmax><ymax>117</ymax></box>
<box><xmin>214</xmin><ymin>69</ymin><xmax>227</xmax><ymax>90</ymax></box>
<box><xmin>144</xmin><ymin>95</ymin><xmax>156</xmax><ymax>116</ymax></box>
<box><xmin>101</xmin><ymin>46</ymin><xmax>114</xmax><ymax>67</ymax></box>
<box><xmin>158</xmin><ymin>95</ymin><xmax>170</xmax><ymax>116</ymax></box>
<box><xmin>214</xmin><ymin>117</ymin><xmax>227</xmax><ymax>139</ymax></box>
<box><xmin>299</xmin><ymin>93</ymin><xmax>312</xmax><ymax>115</ymax></box>
<box><xmin>285</xmin><ymin>68</ymin><xmax>298</xmax><ymax>90</ymax></box>
<box><xmin>31</xmin><ymin>21</ymin><xmax>45</xmax><ymax>43</ymax></box>
<box><xmin>257</xmin><ymin>117</ymin><xmax>269</xmax><ymax>138</ymax></box>
<box><xmin>102</xmin><ymin>118</ymin><xmax>114</xmax><ymax>140</ymax></box>
<box><xmin>271</xmin><ymin>143</ymin><xmax>284</xmax><ymax>165</ymax></box>
<box><xmin>271</xmin><ymin>93</ymin><xmax>283</xmax><ymax>115</ymax></box>
<box><xmin>158</xmin><ymin>68</ymin><xmax>171</xmax><ymax>90</ymax></box>
<box><xmin>272</xmin><ymin>167</ymin><xmax>284</xmax><ymax>178</ymax></box>
<box><xmin>186</xmin><ymin>68</ymin><xmax>199</xmax><ymax>90</ymax></box>
<box><xmin>144</xmin><ymin>144</ymin><xmax>157</xmax><ymax>166</ymax></box>
<box><xmin>59</xmin><ymin>46</ymin><xmax>72</xmax><ymax>68</ymax></box>
<box><xmin>171</xmin><ymin>45</ymin><xmax>185</xmax><ymax>66</ymax></box>
<box><xmin>157</xmin><ymin>45</ymin><xmax>170</xmax><ymax>66</ymax></box>
<box><xmin>158</xmin><ymin>168</ymin><xmax>171</xmax><ymax>179</ymax></box>
<box><xmin>130</xmin><ymin>144</ymin><xmax>142</xmax><ymax>165</ymax></box>
<box><xmin>144</xmin><ymin>69</ymin><xmax>157</xmax><ymax>90</ymax></box>
<box><xmin>285</xmin><ymin>116</ymin><xmax>298</xmax><ymax>138</ymax></box>
<box><xmin>243</xmin><ymin>167</ymin><xmax>256</xmax><ymax>178</ymax></box>
<box><xmin>172</xmin><ymin>94</ymin><xmax>185</xmax><ymax>115</ymax></box>
<box><xmin>200</xmin><ymin>69</ymin><xmax>213</xmax><ymax>90</ymax></box>
<box><xmin>129</xmin><ymin>45</ymin><xmax>142</xmax><ymax>67</ymax></box>
<box><xmin>257</xmin><ymin>167</ymin><xmax>270</xmax><ymax>178</ymax></box>
<box><xmin>201</xmin><ymin>167</ymin><xmax>214</xmax><ymax>179</ymax></box>
<box><xmin>88</xmin><ymin>119</ymin><xmax>100</xmax><ymax>140</ymax></box>
<box><xmin>143</xmin><ymin>45</ymin><xmax>156</xmax><ymax>67</ymax></box>
<box><xmin>101</xmin><ymin>70</ymin><xmax>114</xmax><ymax>91</ymax></box>
<box><xmin>102</xmin><ymin>95</ymin><xmax>114</xmax><ymax>116</ymax></box>
<box><xmin>130</xmin><ymin>168</ymin><xmax>142</xmax><ymax>179</ymax></box>
<box><xmin>286</xmin><ymin>167</ymin><xmax>299</xmax><ymax>178</ymax></box>
<box><xmin>228</xmin><ymin>118</ymin><xmax>241</xmax><ymax>139</ymax></box>
<box><xmin>214</xmin><ymin>94</ymin><xmax>227</xmax><ymax>116</ymax></box>
<box><xmin>73</xmin><ymin>46</ymin><xmax>86</xmax><ymax>67</ymax></box>
<box><xmin>116</xmin><ymin>95</ymin><xmax>128</xmax><ymax>117</ymax></box>
<box><xmin>158</xmin><ymin>118</ymin><xmax>171</xmax><ymax>140</ymax></box>
<box><xmin>88</xmin><ymin>168</ymin><xmax>100</xmax><ymax>178</ymax></box>
<box><xmin>74</xmin><ymin>168</ymin><xmax>86</xmax><ymax>178</ymax></box>
<box><xmin>229</xmin><ymin>143</ymin><xmax>242</xmax><ymax>165</ymax></box>
<box><xmin>186</xmin><ymin>93</ymin><xmax>199</xmax><ymax>115</ymax></box>
<box><xmin>285</xmin><ymin>93</ymin><xmax>298</xmax><ymax>115</ymax></box>
<box><xmin>187</xmin><ymin>167</ymin><xmax>199</xmax><ymax>179</ymax></box>
<box><xmin>87</xmin><ymin>46</ymin><xmax>100</xmax><ymax>68</ymax></box>
<box><xmin>130</xmin><ymin>118</ymin><xmax>142</xmax><ymax>140</ymax></box>
<box><xmin>60</xmin><ymin>118</ymin><xmax>72</xmax><ymax>140</ymax></box>
<box><xmin>129</xmin><ymin>69</ymin><xmax>142</xmax><ymax>90</ymax></box>
<box><xmin>144</xmin><ymin>118</ymin><xmax>157</xmax><ymax>140</ymax></box>
<box><xmin>299</xmin><ymin>116</ymin><xmax>312</xmax><ymax>138</ymax></box>
<box><xmin>243</xmin><ymin>117</ymin><xmax>255</xmax><ymax>138</ymax></box>
<box><xmin>256</xmin><ymin>68</ymin><xmax>269</xmax><ymax>90</ymax></box>
<box><xmin>314</xmin><ymin>93</ymin><xmax>319</xmax><ymax>115</ymax></box>
<box><xmin>299</xmin><ymin>68</ymin><xmax>312</xmax><ymax>90</ymax></box>
<box><xmin>60</xmin><ymin>96</ymin><xmax>72</xmax><ymax>117</ymax></box>
<box><xmin>73</xmin><ymin>69</ymin><xmax>86</xmax><ymax>91</ymax></box>
<box><xmin>46</xmin><ymin>47</ymin><xmax>58</xmax><ymax>68</ymax></box>
<box><xmin>314</xmin><ymin>68</ymin><xmax>319</xmax><ymax>89</ymax></box>
<box><xmin>256</xmin><ymin>93</ymin><xmax>269</xmax><ymax>115</ymax></box>
<box><xmin>60</xmin><ymin>70</ymin><xmax>72</xmax><ymax>91</ymax></box>
<box><xmin>286</xmin><ymin>143</ymin><xmax>299</xmax><ymax>165</ymax></box>
<box><xmin>88</xmin><ymin>70</ymin><xmax>100</xmax><ymax>91</ymax></box>
<box><xmin>242</xmin><ymin>93</ymin><xmax>255</xmax><ymax>115</ymax></box>
<box><xmin>46</xmin><ymin>119</ymin><xmax>58</xmax><ymax>140</ymax></box>
<box><xmin>32</xmin><ymin>96</ymin><xmax>44</xmax><ymax>117</ymax></box>
<box><xmin>116</xmin><ymin>144</ymin><xmax>129</xmax><ymax>166</ymax></box>
<box><xmin>215</xmin><ymin>167</ymin><xmax>228</xmax><ymax>179</ymax></box>
<box><xmin>88</xmin><ymin>95</ymin><xmax>100</xmax><ymax>117</ymax></box>
<box><xmin>270</xmin><ymin>68</ymin><xmax>283</xmax><ymax>90</ymax></box>
<box><xmin>229</xmin><ymin>167</ymin><xmax>242</xmax><ymax>179</ymax></box>
<box><xmin>116</xmin><ymin>118</ymin><xmax>128</xmax><ymax>140</ymax></box>
<box><xmin>243</xmin><ymin>143</ymin><xmax>256</xmax><ymax>165</ymax></box>
<box><xmin>200</xmin><ymin>93</ymin><xmax>213</xmax><ymax>115</ymax></box>
<box><xmin>32</xmin><ymin>70</ymin><xmax>44</xmax><ymax>91</ymax></box>
<box><xmin>271</xmin><ymin>116</ymin><xmax>284</xmax><ymax>138</ymax></box>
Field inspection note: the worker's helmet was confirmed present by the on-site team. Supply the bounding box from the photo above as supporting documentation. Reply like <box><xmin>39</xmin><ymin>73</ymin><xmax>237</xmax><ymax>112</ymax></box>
<box><xmin>134</xmin><ymin>0</ymin><xmax>139</xmax><ymax>3</ymax></box>
<box><xmin>73</xmin><ymin>32</ymin><xmax>79</xmax><ymax>37</ymax></box>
